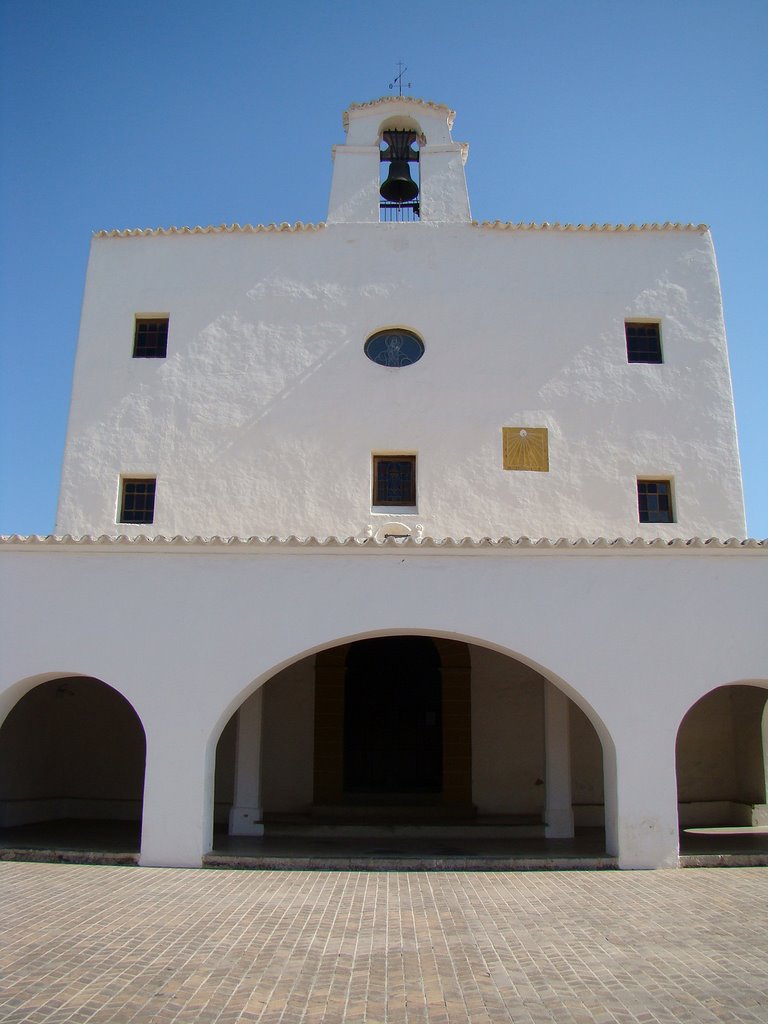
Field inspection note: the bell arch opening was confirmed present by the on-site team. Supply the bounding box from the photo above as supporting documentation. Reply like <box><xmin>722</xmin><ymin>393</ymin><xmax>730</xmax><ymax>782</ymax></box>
<box><xmin>0</xmin><ymin>676</ymin><xmax>146</xmax><ymax>854</ymax></box>
<box><xmin>212</xmin><ymin>634</ymin><xmax>607</xmax><ymax>853</ymax></box>
<box><xmin>379</xmin><ymin>129</ymin><xmax>420</xmax><ymax>222</ymax></box>
<box><xmin>676</xmin><ymin>682</ymin><xmax>768</xmax><ymax>831</ymax></box>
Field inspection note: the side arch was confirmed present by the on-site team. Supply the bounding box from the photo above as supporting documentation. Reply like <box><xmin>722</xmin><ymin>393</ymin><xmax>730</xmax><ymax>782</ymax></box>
<box><xmin>0</xmin><ymin>674</ymin><xmax>147</xmax><ymax>834</ymax></box>
<box><xmin>676</xmin><ymin>679</ymin><xmax>768</xmax><ymax>828</ymax></box>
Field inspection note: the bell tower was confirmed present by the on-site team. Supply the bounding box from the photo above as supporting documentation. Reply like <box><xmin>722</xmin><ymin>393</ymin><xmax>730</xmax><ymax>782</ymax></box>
<box><xmin>327</xmin><ymin>97</ymin><xmax>471</xmax><ymax>224</ymax></box>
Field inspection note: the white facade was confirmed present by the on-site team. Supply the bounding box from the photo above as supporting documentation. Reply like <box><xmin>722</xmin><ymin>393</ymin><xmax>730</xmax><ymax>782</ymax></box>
<box><xmin>1</xmin><ymin>97</ymin><xmax>766</xmax><ymax>871</ymax></box>
<box><xmin>56</xmin><ymin>97</ymin><xmax>745</xmax><ymax>542</ymax></box>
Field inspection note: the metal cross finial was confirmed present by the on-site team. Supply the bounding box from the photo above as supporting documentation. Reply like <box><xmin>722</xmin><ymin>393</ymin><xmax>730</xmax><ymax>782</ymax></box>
<box><xmin>388</xmin><ymin>62</ymin><xmax>411</xmax><ymax>97</ymax></box>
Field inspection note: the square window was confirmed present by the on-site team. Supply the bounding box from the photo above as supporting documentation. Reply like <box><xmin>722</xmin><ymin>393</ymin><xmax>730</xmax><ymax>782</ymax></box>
<box><xmin>373</xmin><ymin>455</ymin><xmax>416</xmax><ymax>506</ymax></box>
<box><xmin>119</xmin><ymin>478</ymin><xmax>156</xmax><ymax>524</ymax></box>
<box><xmin>625</xmin><ymin>321</ymin><xmax>662</xmax><ymax>363</ymax></box>
<box><xmin>133</xmin><ymin>318</ymin><xmax>168</xmax><ymax>358</ymax></box>
<box><xmin>637</xmin><ymin>479</ymin><xmax>673</xmax><ymax>523</ymax></box>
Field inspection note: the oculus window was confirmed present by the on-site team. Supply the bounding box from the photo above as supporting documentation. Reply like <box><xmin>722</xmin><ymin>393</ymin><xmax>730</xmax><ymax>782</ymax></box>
<box><xmin>637</xmin><ymin>479</ymin><xmax>673</xmax><ymax>523</ymax></box>
<box><xmin>373</xmin><ymin>456</ymin><xmax>416</xmax><ymax>506</ymax></box>
<box><xmin>625</xmin><ymin>321</ymin><xmax>662</xmax><ymax>364</ymax></box>
<box><xmin>365</xmin><ymin>330</ymin><xmax>424</xmax><ymax>367</ymax></box>
<box><xmin>119</xmin><ymin>478</ymin><xmax>156</xmax><ymax>524</ymax></box>
<box><xmin>133</xmin><ymin>317</ymin><xmax>169</xmax><ymax>358</ymax></box>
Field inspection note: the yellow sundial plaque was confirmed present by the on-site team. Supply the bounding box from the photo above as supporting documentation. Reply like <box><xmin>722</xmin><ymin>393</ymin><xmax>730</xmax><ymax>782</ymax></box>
<box><xmin>502</xmin><ymin>427</ymin><xmax>549</xmax><ymax>472</ymax></box>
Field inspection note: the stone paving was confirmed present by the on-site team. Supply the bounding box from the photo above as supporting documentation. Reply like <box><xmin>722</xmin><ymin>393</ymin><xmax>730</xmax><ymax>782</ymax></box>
<box><xmin>1</xmin><ymin>862</ymin><xmax>767</xmax><ymax>1023</ymax></box>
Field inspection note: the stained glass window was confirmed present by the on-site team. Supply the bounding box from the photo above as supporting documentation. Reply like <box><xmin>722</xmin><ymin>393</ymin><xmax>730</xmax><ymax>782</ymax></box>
<box><xmin>365</xmin><ymin>330</ymin><xmax>424</xmax><ymax>367</ymax></box>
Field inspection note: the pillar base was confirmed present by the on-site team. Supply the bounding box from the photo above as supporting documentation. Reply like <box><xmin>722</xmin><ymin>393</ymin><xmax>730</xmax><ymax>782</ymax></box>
<box><xmin>228</xmin><ymin>805</ymin><xmax>265</xmax><ymax>836</ymax></box>
<box><xmin>617</xmin><ymin>823</ymin><xmax>679</xmax><ymax>869</ymax></box>
<box><xmin>545</xmin><ymin>807</ymin><xmax>575</xmax><ymax>838</ymax></box>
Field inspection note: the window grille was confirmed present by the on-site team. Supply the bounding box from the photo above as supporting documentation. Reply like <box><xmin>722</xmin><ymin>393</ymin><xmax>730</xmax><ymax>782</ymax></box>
<box><xmin>637</xmin><ymin>479</ymin><xmax>673</xmax><ymax>523</ymax></box>
<box><xmin>133</xmin><ymin>318</ymin><xmax>169</xmax><ymax>358</ymax></box>
<box><xmin>119</xmin><ymin>478</ymin><xmax>156</xmax><ymax>524</ymax></box>
<box><xmin>373</xmin><ymin>456</ymin><xmax>416</xmax><ymax>506</ymax></box>
<box><xmin>626</xmin><ymin>322</ymin><xmax>662</xmax><ymax>363</ymax></box>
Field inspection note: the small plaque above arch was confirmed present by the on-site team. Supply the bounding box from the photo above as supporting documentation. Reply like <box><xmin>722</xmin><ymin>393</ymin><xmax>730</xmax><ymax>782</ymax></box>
<box><xmin>365</xmin><ymin>329</ymin><xmax>424</xmax><ymax>368</ymax></box>
<box><xmin>376</xmin><ymin>521</ymin><xmax>410</xmax><ymax>541</ymax></box>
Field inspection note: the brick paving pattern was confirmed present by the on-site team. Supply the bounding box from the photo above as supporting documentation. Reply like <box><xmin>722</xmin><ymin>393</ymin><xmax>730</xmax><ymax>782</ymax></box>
<box><xmin>1</xmin><ymin>863</ymin><xmax>767</xmax><ymax>1023</ymax></box>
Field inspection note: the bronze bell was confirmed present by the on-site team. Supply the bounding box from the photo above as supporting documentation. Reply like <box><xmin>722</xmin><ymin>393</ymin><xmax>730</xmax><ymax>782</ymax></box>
<box><xmin>380</xmin><ymin>160</ymin><xmax>419</xmax><ymax>203</ymax></box>
<box><xmin>380</xmin><ymin>130</ymin><xmax>419</xmax><ymax>204</ymax></box>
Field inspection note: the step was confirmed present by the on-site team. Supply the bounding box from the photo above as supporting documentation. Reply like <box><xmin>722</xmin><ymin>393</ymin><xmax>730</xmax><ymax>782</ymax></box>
<box><xmin>204</xmin><ymin>852</ymin><xmax>619</xmax><ymax>872</ymax></box>
<box><xmin>265</xmin><ymin>823</ymin><xmax>545</xmax><ymax>839</ymax></box>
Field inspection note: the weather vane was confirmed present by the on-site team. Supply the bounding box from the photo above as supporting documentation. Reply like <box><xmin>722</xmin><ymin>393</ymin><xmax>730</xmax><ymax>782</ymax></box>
<box><xmin>388</xmin><ymin>62</ymin><xmax>411</xmax><ymax>97</ymax></box>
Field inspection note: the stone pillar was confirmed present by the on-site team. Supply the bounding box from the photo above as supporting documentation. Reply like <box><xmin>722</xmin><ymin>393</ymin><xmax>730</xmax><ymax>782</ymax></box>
<box><xmin>751</xmin><ymin>696</ymin><xmax>768</xmax><ymax>825</ymax></box>
<box><xmin>140</xmin><ymin>720</ymin><xmax>213</xmax><ymax>868</ymax></box>
<box><xmin>613</xmin><ymin>718</ymin><xmax>679</xmax><ymax>869</ymax></box>
<box><xmin>544</xmin><ymin>682</ymin><xmax>575</xmax><ymax>838</ymax></box>
<box><xmin>602</xmin><ymin>740</ymin><xmax>619</xmax><ymax>857</ymax></box>
<box><xmin>228</xmin><ymin>689</ymin><xmax>265</xmax><ymax>836</ymax></box>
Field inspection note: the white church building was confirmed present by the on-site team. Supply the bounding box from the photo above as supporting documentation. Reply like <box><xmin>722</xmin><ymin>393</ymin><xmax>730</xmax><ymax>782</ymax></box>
<box><xmin>1</xmin><ymin>96</ymin><xmax>766</xmax><ymax>870</ymax></box>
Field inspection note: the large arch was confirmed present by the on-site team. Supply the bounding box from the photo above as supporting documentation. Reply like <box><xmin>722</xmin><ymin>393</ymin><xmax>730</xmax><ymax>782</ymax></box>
<box><xmin>211</xmin><ymin>631</ymin><xmax>612</xmax><ymax>854</ymax></box>
<box><xmin>676</xmin><ymin>680</ymin><xmax>768</xmax><ymax>830</ymax></box>
<box><xmin>0</xmin><ymin>674</ymin><xmax>146</xmax><ymax>851</ymax></box>
<box><xmin>208</xmin><ymin>628</ymin><xmax>616</xmax><ymax>756</ymax></box>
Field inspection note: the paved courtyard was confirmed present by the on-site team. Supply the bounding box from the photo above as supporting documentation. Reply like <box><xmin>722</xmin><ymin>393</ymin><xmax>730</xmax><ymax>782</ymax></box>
<box><xmin>1</xmin><ymin>862</ymin><xmax>767</xmax><ymax>1023</ymax></box>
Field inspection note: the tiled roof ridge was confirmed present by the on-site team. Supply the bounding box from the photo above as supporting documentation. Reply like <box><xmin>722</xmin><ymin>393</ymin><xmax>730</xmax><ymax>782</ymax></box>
<box><xmin>344</xmin><ymin>97</ymin><xmax>456</xmax><ymax>129</ymax></box>
<box><xmin>1</xmin><ymin>534</ymin><xmax>764</xmax><ymax>550</ymax></box>
<box><xmin>473</xmin><ymin>220</ymin><xmax>709</xmax><ymax>233</ymax></box>
<box><xmin>93</xmin><ymin>222</ymin><xmax>325</xmax><ymax>238</ymax></box>
<box><xmin>93</xmin><ymin>220</ymin><xmax>708</xmax><ymax>238</ymax></box>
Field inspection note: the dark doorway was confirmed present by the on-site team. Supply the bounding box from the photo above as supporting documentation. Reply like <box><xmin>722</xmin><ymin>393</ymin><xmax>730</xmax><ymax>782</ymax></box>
<box><xmin>343</xmin><ymin>637</ymin><xmax>442</xmax><ymax>795</ymax></box>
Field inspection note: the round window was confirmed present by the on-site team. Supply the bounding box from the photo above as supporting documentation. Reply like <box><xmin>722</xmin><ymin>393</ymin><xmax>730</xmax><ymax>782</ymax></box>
<box><xmin>364</xmin><ymin>329</ymin><xmax>424</xmax><ymax>367</ymax></box>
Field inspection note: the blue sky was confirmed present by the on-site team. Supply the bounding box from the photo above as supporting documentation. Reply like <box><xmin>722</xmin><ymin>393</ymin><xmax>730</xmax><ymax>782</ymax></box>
<box><xmin>1</xmin><ymin>0</ymin><xmax>766</xmax><ymax>537</ymax></box>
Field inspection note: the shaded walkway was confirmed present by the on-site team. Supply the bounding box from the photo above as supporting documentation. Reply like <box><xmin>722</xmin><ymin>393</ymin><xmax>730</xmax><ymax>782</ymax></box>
<box><xmin>0</xmin><ymin>819</ymin><xmax>140</xmax><ymax>865</ymax></box>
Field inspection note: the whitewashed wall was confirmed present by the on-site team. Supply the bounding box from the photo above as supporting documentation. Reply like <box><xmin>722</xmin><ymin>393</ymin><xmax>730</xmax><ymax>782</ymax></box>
<box><xmin>56</xmin><ymin>222</ymin><xmax>745</xmax><ymax>540</ymax></box>
<box><xmin>1</xmin><ymin>539</ymin><xmax>765</xmax><ymax>869</ymax></box>
<box><xmin>56</xmin><ymin>97</ymin><xmax>745</xmax><ymax>540</ymax></box>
